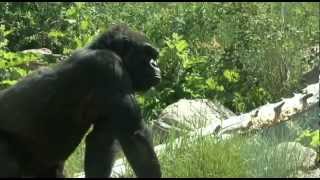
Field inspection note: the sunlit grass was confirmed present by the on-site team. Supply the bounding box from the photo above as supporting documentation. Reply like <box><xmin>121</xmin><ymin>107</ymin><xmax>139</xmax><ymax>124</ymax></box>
<box><xmin>64</xmin><ymin>139</ymin><xmax>85</xmax><ymax>177</ymax></box>
<box><xmin>65</xmin><ymin>114</ymin><xmax>315</xmax><ymax>178</ymax></box>
<box><xmin>120</xmin><ymin>128</ymin><xmax>304</xmax><ymax>178</ymax></box>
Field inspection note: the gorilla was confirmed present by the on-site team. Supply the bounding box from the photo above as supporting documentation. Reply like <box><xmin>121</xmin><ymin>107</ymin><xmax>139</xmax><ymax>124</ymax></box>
<box><xmin>0</xmin><ymin>24</ymin><xmax>162</xmax><ymax>178</ymax></box>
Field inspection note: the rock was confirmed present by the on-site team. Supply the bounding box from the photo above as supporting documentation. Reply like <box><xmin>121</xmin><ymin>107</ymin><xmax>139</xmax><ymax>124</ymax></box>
<box><xmin>152</xmin><ymin>99</ymin><xmax>235</xmax><ymax>142</ymax></box>
<box><xmin>275</xmin><ymin>142</ymin><xmax>318</xmax><ymax>170</ymax></box>
<box><xmin>19</xmin><ymin>48</ymin><xmax>67</xmax><ymax>70</ymax></box>
<box><xmin>22</xmin><ymin>48</ymin><xmax>53</xmax><ymax>55</ymax></box>
<box><xmin>297</xmin><ymin>168</ymin><xmax>320</xmax><ymax>178</ymax></box>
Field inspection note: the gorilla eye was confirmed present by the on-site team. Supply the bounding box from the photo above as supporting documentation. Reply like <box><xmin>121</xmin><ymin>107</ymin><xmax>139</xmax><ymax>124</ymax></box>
<box><xmin>121</xmin><ymin>37</ymin><xmax>130</xmax><ymax>47</ymax></box>
<box><xmin>151</xmin><ymin>50</ymin><xmax>159</xmax><ymax>60</ymax></box>
<box><xmin>143</xmin><ymin>43</ymin><xmax>159</xmax><ymax>59</ymax></box>
<box><xmin>122</xmin><ymin>37</ymin><xmax>130</xmax><ymax>43</ymax></box>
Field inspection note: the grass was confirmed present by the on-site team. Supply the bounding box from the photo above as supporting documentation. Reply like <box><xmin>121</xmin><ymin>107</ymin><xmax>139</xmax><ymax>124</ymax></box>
<box><xmin>158</xmin><ymin>135</ymin><xmax>250</xmax><ymax>178</ymax></box>
<box><xmin>156</xmin><ymin>134</ymin><xmax>303</xmax><ymax>178</ymax></box>
<box><xmin>64</xmin><ymin>130</ymin><xmax>306</xmax><ymax>178</ymax></box>
<box><xmin>120</xmin><ymin>129</ymin><xmax>305</xmax><ymax>178</ymax></box>
<box><xmin>64</xmin><ymin>138</ymin><xmax>85</xmax><ymax>177</ymax></box>
<box><xmin>64</xmin><ymin>107</ymin><xmax>319</xmax><ymax>177</ymax></box>
<box><xmin>64</xmin><ymin>132</ymin><xmax>308</xmax><ymax>178</ymax></box>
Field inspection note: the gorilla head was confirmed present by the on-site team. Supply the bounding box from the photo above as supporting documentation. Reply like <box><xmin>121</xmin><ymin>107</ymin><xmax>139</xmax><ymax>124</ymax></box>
<box><xmin>88</xmin><ymin>24</ymin><xmax>161</xmax><ymax>91</ymax></box>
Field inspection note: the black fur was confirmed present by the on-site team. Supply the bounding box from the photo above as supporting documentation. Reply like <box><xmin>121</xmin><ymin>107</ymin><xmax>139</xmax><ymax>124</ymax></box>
<box><xmin>0</xmin><ymin>24</ymin><xmax>161</xmax><ymax>178</ymax></box>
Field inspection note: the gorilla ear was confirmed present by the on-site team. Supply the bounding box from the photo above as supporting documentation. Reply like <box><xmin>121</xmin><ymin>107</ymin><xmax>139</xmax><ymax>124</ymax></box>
<box><xmin>143</xmin><ymin>43</ymin><xmax>159</xmax><ymax>59</ymax></box>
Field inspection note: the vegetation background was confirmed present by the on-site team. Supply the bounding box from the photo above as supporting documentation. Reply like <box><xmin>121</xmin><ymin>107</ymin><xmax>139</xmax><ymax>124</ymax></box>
<box><xmin>0</xmin><ymin>2</ymin><xmax>319</xmax><ymax>177</ymax></box>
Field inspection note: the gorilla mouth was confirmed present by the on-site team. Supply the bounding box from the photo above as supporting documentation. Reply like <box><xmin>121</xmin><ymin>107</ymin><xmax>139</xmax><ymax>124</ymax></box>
<box><xmin>134</xmin><ymin>75</ymin><xmax>160</xmax><ymax>92</ymax></box>
<box><xmin>144</xmin><ymin>75</ymin><xmax>161</xmax><ymax>88</ymax></box>
<box><xmin>152</xmin><ymin>75</ymin><xmax>161</xmax><ymax>85</ymax></box>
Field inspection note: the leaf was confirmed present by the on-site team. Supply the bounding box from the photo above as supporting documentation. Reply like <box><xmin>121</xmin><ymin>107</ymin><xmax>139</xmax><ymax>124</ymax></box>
<box><xmin>310</xmin><ymin>130</ymin><xmax>320</xmax><ymax>148</ymax></box>
<box><xmin>0</xmin><ymin>80</ymin><xmax>17</xmax><ymax>86</ymax></box>
<box><xmin>48</xmin><ymin>30</ymin><xmax>65</xmax><ymax>38</ymax></box>
<box><xmin>206</xmin><ymin>78</ymin><xmax>224</xmax><ymax>92</ymax></box>
<box><xmin>15</xmin><ymin>68</ymin><xmax>27</xmax><ymax>77</ymax></box>
<box><xmin>223</xmin><ymin>69</ymin><xmax>240</xmax><ymax>83</ymax></box>
<box><xmin>80</xmin><ymin>20</ymin><xmax>89</xmax><ymax>31</ymax></box>
<box><xmin>175</xmin><ymin>39</ymin><xmax>188</xmax><ymax>52</ymax></box>
<box><xmin>65</xmin><ymin>19</ymin><xmax>77</xmax><ymax>24</ymax></box>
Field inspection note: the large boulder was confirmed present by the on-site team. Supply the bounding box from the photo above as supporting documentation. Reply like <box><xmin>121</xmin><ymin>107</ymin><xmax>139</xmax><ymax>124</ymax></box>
<box><xmin>275</xmin><ymin>142</ymin><xmax>318</xmax><ymax>170</ymax></box>
<box><xmin>297</xmin><ymin>168</ymin><xmax>320</xmax><ymax>178</ymax></box>
<box><xmin>152</xmin><ymin>99</ymin><xmax>235</xmax><ymax>142</ymax></box>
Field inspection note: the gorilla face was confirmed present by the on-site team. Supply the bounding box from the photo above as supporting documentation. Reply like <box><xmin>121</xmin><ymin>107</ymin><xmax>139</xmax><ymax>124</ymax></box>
<box><xmin>126</xmin><ymin>42</ymin><xmax>161</xmax><ymax>92</ymax></box>
<box><xmin>107</xmin><ymin>32</ymin><xmax>161</xmax><ymax>91</ymax></box>
<box><xmin>88</xmin><ymin>25</ymin><xmax>162</xmax><ymax>92</ymax></box>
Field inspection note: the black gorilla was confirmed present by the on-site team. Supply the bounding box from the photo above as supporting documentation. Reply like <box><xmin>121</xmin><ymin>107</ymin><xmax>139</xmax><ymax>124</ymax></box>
<box><xmin>0</xmin><ymin>24</ymin><xmax>162</xmax><ymax>178</ymax></box>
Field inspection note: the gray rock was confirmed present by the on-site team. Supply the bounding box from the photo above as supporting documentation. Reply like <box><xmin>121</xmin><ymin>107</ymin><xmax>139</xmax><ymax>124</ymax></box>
<box><xmin>297</xmin><ymin>168</ymin><xmax>320</xmax><ymax>178</ymax></box>
<box><xmin>152</xmin><ymin>99</ymin><xmax>235</xmax><ymax>142</ymax></box>
<box><xmin>22</xmin><ymin>48</ymin><xmax>53</xmax><ymax>55</ymax></box>
<box><xmin>275</xmin><ymin>142</ymin><xmax>318</xmax><ymax>170</ymax></box>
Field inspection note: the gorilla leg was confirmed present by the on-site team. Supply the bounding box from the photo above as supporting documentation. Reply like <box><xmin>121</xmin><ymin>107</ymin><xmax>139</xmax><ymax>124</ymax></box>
<box><xmin>0</xmin><ymin>133</ymin><xmax>20</xmax><ymax>177</ymax></box>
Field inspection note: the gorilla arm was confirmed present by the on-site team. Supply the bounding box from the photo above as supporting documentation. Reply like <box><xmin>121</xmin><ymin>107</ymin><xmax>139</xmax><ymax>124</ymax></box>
<box><xmin>84</xmin><ymin>121</ymin><xmax>117</xmax><ymax>177</ymax></box>
<box><xmin>85</xmin><ymin>50</ymin><xmax>161</xmax><ymax>177</ymax></box>
<box><xmin>84</xmin><ymin>93</ymin><xmax>161</xmax><ymax>178</ymax></box>
<box><xmin>112</xmin><ymin>94</ymin><xmax>161</xmax><ymax>178</ymax></box>
<box><xmin>117</xmin><ymin>122</ymin><xmax>162</xmax><ymax>178</ymax></box>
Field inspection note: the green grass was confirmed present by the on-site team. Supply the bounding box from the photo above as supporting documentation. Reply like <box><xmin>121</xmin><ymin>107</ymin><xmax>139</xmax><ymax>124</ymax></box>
<box><xmin>64</xmin><ymin>132</ymin><xmax>305</xmax><ymax>178</ymax></box>
<box><xmin>64</xmin><ymin>133</ymin><xmax>307</xmax><ymax>178</ymax></box>
<box><xmin>158</xmin><ymin>135</ymin><xmax>250</xmax><ymax>178</ymax></box>
<box><xmin>240</xmin><ymin>134</ymin><xmax>301</xmax><ymax>178</ymax></box>
<box><xmin>64</xmin><ymin>138</ymin><xmax>85</xmax><ymax>177</ymax></box>
<box><xmin>64</xmin><ymin>109</ymin><xmax>319</xmax><ymax>178</ymax></box>
<box><xmin>119</xmin><ymin>131</ymin><xmax>305</xmax><ymax>178</ymax></box>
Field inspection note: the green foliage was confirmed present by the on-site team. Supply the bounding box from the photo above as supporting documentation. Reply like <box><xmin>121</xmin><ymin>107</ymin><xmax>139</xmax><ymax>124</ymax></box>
<box><xmin>0</xmin><ymin>4</ymin><xmax>319</xmax><ymax>176</ymax></box>
<box><xmin>0</xmin><ymin>3</ymin><xmax>72</xmax><ymax>53</ymax></box>
<box><xmin>0</xmin><ymin>25</ymin><xmax>11</xmax><ymax>49</ymax></box>
<box><xmin>1</xmin><ymin>2</ymin><xmax>318</xmax><ymax>116</ymax></box>
<box><xmin>296</xmin><ymin>129</ymin><xmax>320</xmax><ymax>149</ymax></box>
<box><xmin>0</xmin><ymin>50</ymin><xmax>40</xmax><ymax>89</ymax></box>
<box><xmin>223</xmin><ymin>69</ymin><xmax>240</xmax><ymax>83</ymax></box>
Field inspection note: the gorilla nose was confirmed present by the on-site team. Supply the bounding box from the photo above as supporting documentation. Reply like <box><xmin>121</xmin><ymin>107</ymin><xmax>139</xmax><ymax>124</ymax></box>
<box><xmin>150</xmin><ymin>59</ymin><xmax>158</xmax><ymax>68</ymax></box>
<box><xmin>150</xmin><ymin>59</ymin><xmax>161</xmax><ymax>77</ymax></box>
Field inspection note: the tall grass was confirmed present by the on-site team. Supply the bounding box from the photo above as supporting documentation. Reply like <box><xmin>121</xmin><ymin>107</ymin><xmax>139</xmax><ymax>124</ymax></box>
<box><xmin>119</xmin><ymin>127</ymin><xmax>305</xmax><ymax>178</ymax></box>
<box><xmin>65</xmin><ymin>110</ymin><xmax>317</xmax><ymax>178</ymax></box>
<box><xmin>64</xmin><ymin>139</ymin><xmax>85</xmax><ymax>177</ymax></box>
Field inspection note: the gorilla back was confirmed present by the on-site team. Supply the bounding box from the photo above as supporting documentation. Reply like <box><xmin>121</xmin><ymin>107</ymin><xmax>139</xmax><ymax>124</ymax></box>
<box><xmin>0</xmin><ymin>50</ymin><xmax>117</xmax><ymax>160</ymax></box>
<box><xmin>0</xmin><ymin>24</ymin><xmax>161</xmax><ymax>178</ymax></box>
